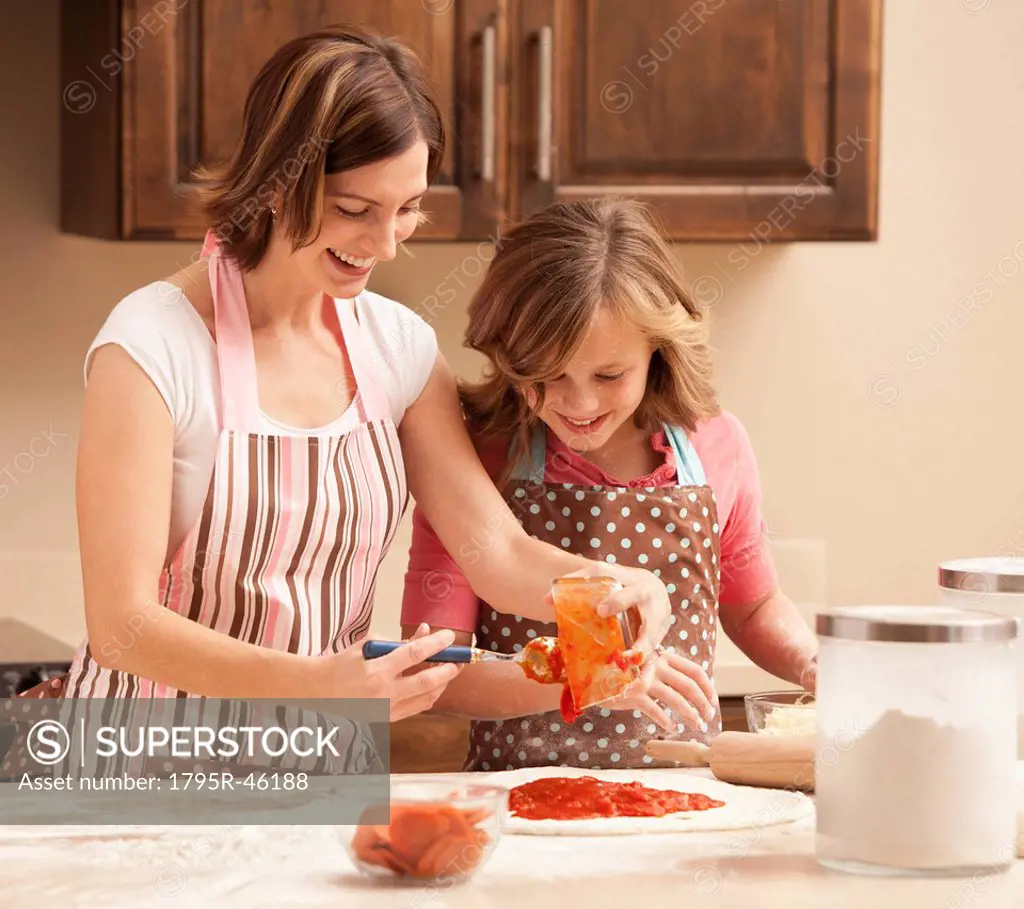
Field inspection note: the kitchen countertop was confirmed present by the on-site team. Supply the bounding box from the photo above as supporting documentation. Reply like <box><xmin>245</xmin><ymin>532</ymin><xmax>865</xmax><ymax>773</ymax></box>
<box><xmin>2</xmin><ymin>768</ymin><xmax>1022</xmax><ymax>908</ymax></box>
<box><xmin>713</xmin><ymin>661</ymin><xmax>801</xmax><ymax>698</ymax></box>
<box><xmin>0</xmin><ymin>619</ymin><xmax>75</xmax><ymax>663</ymax></box>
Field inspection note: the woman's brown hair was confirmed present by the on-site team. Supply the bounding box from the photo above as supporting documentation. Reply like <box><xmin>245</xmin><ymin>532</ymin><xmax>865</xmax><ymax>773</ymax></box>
<box><xmin>460</xmin><ymin>197</ymin><xmax>720</xmax><ymax>482</ymax></box>
<box><xmin>191</xmin><ymin>25</ymin><xmax>445</xmax><ymax>270</ymax></box>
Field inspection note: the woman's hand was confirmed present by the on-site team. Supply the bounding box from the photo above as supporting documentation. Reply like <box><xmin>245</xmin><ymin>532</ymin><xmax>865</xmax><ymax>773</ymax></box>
<box><xmin>599</xmin><ymin>565</ymin><xmax>673</xmax><ymax>654</ymax></box>
<box><xmin>606</xmin><ymin>648</ymin><xmax>718</xmax><ymax>732</ymax></box>
<box><xmin>319</xmin><ymin>624</ymin><xmax>464</xmax><ymax>722</ymax></box>
<box><xmin>548</xmin><ymin>562</ymin><xmax>674</xmax><ymax>656</ymax></box>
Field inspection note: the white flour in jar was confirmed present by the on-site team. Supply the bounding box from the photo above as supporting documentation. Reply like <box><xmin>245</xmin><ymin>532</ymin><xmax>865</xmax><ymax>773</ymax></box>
<box><xmin>816</xmin><ymin>709</ymin><xmax>1018</xmax><ymax>871</ymax></box>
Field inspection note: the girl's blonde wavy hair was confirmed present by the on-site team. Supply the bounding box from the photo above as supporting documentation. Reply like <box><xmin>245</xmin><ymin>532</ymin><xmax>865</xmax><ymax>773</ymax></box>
<box><xmin>460</xmin><ymin>197</ymin><xmax>720</xmax><ymax>483</ymax></box>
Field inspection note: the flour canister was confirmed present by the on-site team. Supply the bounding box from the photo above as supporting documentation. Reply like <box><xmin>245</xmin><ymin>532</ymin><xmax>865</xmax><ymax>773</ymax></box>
<box><xmin>939</xmin><ymin>557</ymin><xmax>1024</xmax><ymax>757</ymax></box>
<box><xmin>815</xmin><ymin>605</ymin><xmax>1018</xmax><ymax>876</ymax></box>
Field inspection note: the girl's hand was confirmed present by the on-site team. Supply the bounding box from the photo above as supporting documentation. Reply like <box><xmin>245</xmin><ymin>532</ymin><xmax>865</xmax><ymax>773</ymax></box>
<box><xmin>606</xmin><ymin>647</ymin><xmax>718</xmax><ymax>732</ymax></box>
<box><xmin>798</xmin><ymin>654</ymin><xmax>818</xmax><ymax>693</ymax></box>
<box><xmin>321</xmin><ymin>624</ymin><xmax>463</xmax><ymax>721</ymax></box>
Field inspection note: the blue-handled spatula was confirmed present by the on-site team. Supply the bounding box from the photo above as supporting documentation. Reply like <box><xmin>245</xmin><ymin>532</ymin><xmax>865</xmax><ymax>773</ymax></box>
<box><xmin>361</xmin><ymin>637</ymin><xmax>564</xmax><ymax>683</ymax></box>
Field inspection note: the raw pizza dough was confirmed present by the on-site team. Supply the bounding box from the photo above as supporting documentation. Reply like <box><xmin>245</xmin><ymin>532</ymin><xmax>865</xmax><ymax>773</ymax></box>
<box><xmin>480</xmin><ymin>765</ymin><xmax>814</xmax><ymax>836</ymax></box>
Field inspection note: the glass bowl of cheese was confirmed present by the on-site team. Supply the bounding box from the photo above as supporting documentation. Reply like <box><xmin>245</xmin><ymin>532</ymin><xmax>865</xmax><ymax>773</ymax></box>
<box><xmin>744</xmin><ymin>690</ymin><xmax>816</xmax><ymax>736</ymax></box>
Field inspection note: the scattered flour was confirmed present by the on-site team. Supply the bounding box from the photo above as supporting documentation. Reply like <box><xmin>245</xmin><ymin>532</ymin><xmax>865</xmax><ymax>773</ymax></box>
<box><xmin>0</xmin><ymin>825</ymin><xmax>348</xmax><ymax>906</ymax></box>
<box><xmin>0</xmin><ymin>823</ymin><xmax>332</xmax><ymax>866</ymax></box>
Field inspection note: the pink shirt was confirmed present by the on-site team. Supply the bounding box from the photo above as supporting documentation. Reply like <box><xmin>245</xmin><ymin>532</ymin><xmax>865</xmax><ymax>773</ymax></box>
<box><xmin>401</xmin><ymin>410</ymin><xmax>777</xmax><ymax>633</ymax></box>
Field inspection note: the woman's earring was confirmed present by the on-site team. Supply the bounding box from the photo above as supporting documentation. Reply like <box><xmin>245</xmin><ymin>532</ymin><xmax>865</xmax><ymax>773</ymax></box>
<box><xmin>270</xmin><ymin>205</ymin><xmax>278</xmax><ymax>221</ymax></box>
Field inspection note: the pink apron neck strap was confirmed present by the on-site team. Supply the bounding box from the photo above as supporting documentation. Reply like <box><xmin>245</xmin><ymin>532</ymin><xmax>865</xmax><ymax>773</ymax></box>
<box><xmin>334</xmin><ymin>297</ymin><xmax>392</xmax><ymax>422</ymax></box>
<box><xmin>201</xmin><ymin>230</ymin><xmax>392</xmax><ymax>432</ymax></box>
<box><xmin>203</xmin><ymin>232</ymin><xmax>262</xmax><ymax>432</ymax></box>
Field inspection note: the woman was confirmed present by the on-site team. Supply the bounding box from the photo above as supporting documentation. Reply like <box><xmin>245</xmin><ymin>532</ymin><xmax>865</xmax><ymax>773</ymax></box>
<box><xmin>33</xmin><ymin>26</ymin><xmax>679</xmax><ymax>721</ymax></box>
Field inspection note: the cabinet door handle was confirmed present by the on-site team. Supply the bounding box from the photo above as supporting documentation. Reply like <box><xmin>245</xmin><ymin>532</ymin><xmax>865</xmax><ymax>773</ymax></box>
<box><xmin>536</xmin><ymin>25</ymin><xmax>553</xmax><ymax>182</ymax></box>
<box><xmin>183</xmin><ymin>0</ymin><xmax>202</xmax><ymax>175</ymax></box>
<box><xmin>481</xmin><ymin>24</ymin><xmax>496</xmax><ymax>182</ymax></box>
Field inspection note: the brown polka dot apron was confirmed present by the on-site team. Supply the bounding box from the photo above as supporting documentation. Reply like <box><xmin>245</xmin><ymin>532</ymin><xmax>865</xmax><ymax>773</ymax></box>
<box><xmin>465</xmin><ymin>424</ymin><xmax>722</xmax><ymax>772</ymax></box>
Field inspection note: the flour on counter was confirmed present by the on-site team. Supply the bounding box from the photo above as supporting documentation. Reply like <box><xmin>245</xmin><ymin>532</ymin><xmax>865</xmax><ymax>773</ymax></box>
<box><xmin>816</xmin><ymin>710</ymin><xmax>1018</xmax><ymax>871</ymax></box>
<box><xmin>1</xmin><ymin>824</ymin><xmax>351</xmax><ymax>907</ymax></box>
<box><xmin>1</xmin><ymin>823</ymin><xmax>330</xmax><ymax>864</ymax></box>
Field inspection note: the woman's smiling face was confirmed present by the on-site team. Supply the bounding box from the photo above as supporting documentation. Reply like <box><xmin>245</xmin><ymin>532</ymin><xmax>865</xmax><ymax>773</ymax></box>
<box><xmin>292</xmin><ymin>140</ymin><xmax>429</xmax><ymax>297</ymax></box>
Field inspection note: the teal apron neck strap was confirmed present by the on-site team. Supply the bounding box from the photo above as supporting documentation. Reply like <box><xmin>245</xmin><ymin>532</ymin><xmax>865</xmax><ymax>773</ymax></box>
<box><xmin>663</xmin><ymin>423</ymin><xmax>707</xmax><ymax>486</ymax></box>
<box><xmin>509</xmin><ymin>422</ymin><xmax>547</xmax><ymax>484</ymax></box>
<box><xmin>510</xmin><ymin>422</ymin><xmax>706</xmax><ymax>487</ymax></box>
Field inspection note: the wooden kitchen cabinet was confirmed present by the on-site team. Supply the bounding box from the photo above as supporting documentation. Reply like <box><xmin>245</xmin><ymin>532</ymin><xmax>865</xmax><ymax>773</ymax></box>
<box><xmin>61</xmin><ymin>0</ymin><xmax>881</xmax><ymax>243</ymax></box>
<box><xmin>60</xmin><ymin>0</ymin><xmax>482</xmax><ymax>240</ymax></box>
<box><xmin>512</xmin><ymin>0</ymin><xmax>882</xmax><ymax>240</ymax></box>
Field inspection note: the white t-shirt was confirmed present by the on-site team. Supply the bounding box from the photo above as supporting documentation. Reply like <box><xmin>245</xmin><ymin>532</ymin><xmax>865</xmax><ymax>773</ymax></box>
<box><xmin>85</xmin><ymin>281</ymin><xmax>438</xmax><ymax>563</ymax></box>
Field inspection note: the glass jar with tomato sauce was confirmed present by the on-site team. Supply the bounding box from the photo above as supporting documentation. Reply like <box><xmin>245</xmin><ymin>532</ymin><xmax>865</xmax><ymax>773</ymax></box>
<box><xmin>550</xmin><ymin>577</ymin><xmax>643</xmax><ymax>716</ymax></box>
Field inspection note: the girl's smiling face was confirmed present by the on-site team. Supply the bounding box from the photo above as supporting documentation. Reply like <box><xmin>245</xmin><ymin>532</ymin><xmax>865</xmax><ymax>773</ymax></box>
<box><xmin>528</xmin><ymin>306</ymin><xmax>654</xmax><ymax>454</ymax></box>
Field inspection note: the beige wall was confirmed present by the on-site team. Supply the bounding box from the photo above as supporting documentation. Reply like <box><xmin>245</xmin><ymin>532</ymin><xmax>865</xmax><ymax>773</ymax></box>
<box><xmin>2</xmin><ymin>2</ymin><xmax>1023</xmax><ymax>651</ymax></box>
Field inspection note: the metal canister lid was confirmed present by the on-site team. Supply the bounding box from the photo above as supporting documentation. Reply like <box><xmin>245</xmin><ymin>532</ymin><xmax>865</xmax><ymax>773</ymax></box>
<box><xmin>938</xmin><ymin>557</ymin><xmax>1024</xmax><ymax>595</ymax></box>
<box><xmin>816</xmin><ymin>605</ymin><xmax>1019</xmax><ymax>643</ymax></box>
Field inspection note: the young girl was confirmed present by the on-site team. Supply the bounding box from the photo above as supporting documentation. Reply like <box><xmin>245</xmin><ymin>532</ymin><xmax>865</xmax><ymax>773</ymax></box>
<box><xmin>401</xmin><ymin>198</ymin><xmax>817</xmax><ymax>771</ymax></box>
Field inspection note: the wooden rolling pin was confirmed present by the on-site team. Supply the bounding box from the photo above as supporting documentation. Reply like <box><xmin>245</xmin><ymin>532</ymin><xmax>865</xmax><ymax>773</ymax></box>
<box><xmin>645</xmin><ymin>732</ymin><xmax>816</xmax><ymax>791</ymax></box>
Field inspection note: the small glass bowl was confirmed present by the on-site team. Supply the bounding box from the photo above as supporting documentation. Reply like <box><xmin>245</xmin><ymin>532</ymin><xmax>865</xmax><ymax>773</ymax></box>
<box><xmin>744</xmin><ymin>690</ymin><xmax>816</xmax><ymax>736</ymax></box>
<box><xmin>341</xmin><ymin>779</ymin><xmax>507</xmax><ymax>886</ymax></box>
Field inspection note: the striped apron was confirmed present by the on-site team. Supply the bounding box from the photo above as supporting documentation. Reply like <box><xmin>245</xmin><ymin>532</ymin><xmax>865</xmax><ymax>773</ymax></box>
<box><xmin>35</xmin><ymin>233</ymin><xmax>408</xmax><ymax>775</ymax></box>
